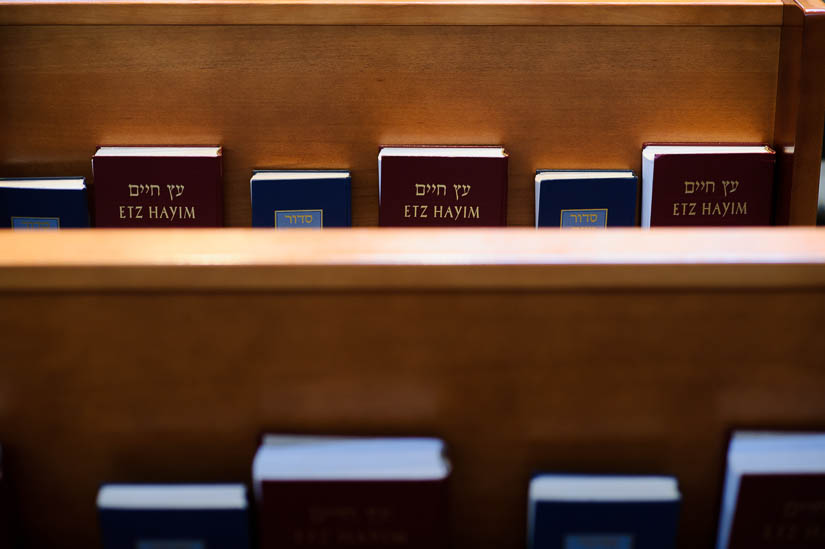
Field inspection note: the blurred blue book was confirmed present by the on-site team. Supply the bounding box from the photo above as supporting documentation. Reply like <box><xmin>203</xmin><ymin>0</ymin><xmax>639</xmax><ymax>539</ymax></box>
<box><xmin>250</xmin><ymin>170</ymin><xmax>351</xmax><ymax>228</ymax></box>
<box><xmin>534</xmin><ymin>170</ymin><xmax>637</xmax><ymax>227</ymax></box>
<box><xmin>528</xmin><ymin>474</ymin><xmax>680</xmax><ymax>549</ymax></box>
<box><xmin>97</xmin><ymin>484</ymin><xmax>249</xmax><ymax>549</ymax></box>
<box><xmin>0</xmin><ymin>177</ymin><xmax>89</xmax><ymax>228</ymax></box>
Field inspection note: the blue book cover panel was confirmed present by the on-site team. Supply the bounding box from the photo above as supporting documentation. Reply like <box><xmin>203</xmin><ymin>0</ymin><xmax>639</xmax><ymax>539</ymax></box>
<box><xmin>99</xmin><ymin>509</ymin><xmax>249</xmax><ymax>549</ymax></box>
<box><xmin>535</xmin><ymin>171</ymin><xmax>637</xmax><ymax>228</ymax></box>
<box><xmin>0</xmin><ymin>178</ymin><xmax>89</xmax><ymax>228</ymax></box>
<box><xmin>250</xmin><ymin>171</ymin><xmax>351</xmax><ymax>228</ymax></box>
<box><xmin>531</xmin><ymin>501</ymin><xmax>679</xmax><ymax>549</ymax></box>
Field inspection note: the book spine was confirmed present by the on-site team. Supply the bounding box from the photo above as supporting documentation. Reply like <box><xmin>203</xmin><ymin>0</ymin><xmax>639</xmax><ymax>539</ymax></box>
<box><xmin>501</xmin><ymin>158</ymin><xmax>509</xmax><ymax>225</ymax></box>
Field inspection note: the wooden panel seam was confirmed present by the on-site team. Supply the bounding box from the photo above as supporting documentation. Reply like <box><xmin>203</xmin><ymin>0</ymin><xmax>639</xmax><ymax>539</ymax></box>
<box><xmin>1</xmin><ymin>264</ymin><xmax>824</xmax><ymax>291</ymax></box>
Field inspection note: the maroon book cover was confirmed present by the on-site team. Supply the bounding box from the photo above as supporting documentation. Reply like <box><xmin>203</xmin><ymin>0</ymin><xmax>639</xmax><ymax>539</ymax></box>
<box><xmin>642</xmin><ymin>145</ymin><xmax>775</xmax><ymax>227</ymax></box>
<box><xmin>0</xmin><ymin>444</ymin><xmax>11</xmax><ymax>547</ymax></box>
<box><xmin>378</xmin><ymin>147</ymin><xmax>508</xmax><ymax>226</ymax></box>
<box><xmin>259</xmin><ymin>480</ymin><xmax>448</xmax><ymax>549</ymax></box>
<box><xmin>92</xmin><ymin>146</ymin><xmax>223</xmax><ymax>227</ymax></box>
<box><xmin>729</xmin><ymin>474</ymin><xmax>825</xmax><ymax>549</ymax></box>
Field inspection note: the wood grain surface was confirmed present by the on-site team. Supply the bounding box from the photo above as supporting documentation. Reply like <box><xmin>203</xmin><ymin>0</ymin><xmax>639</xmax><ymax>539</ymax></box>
<box><xmin>0</xmin><ymin>24</ymin><xmax>780</xmax><ymax>226</ymax></box>
<box><xmin>0</xmin><ymin>255</ymin><xmax>823</xmax><ymax>548</ymax></box>
<box><xmin>0</xmin><ymin>2</ymin><xmax>824</xmax><ymax>547</ymax></box>
<box><xmin>0</xmin><ymin>0</ymin><xmax>784</xmax><ymax>26</ymax></box>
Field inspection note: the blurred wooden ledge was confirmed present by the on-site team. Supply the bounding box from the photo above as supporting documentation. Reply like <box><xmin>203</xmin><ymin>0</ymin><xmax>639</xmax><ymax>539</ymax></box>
<box><xmin>0</xmin><ymin>0</ymin><xmax>784</xmax><ymax>26</ymax></box>
<box><xmin>795</xmin><ymin>0</ymin><xmax>825</xmax><ymax>14</ymax></box>
<box><xmin>0</xmin><ymin>227</ymin><xmax>823</xmax><ymax>291</ymax></box>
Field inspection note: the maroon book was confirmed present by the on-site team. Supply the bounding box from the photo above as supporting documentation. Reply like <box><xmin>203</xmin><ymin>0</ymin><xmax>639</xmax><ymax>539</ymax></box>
<box><xmin>92</xmin><ymin>146</ymin><xmax>223</xmax><ymax>227</ymax></box>
<box><xmin>0</xmin><ymin>444</ymin><xmax>11</xmax><ymax>547</ymax></box>
<box><xmin>254</xmin><ymin>436</ymin><xmax>450</xmax><ymax>549</ymax></box>
<box><xmin>729</xmin><ymin>474</ymin><xmax>825</xmax><ymax>549</ymax></box>
<box><xmin>378</xmin><ymin>146</ymin><xmax>508</xmax><ymax>226</ymax></box>
<box><xmin>641</xmin><ymin>144</ymin><xmax>775</xmax><ymax>227</ymax></box>
<box><xmin>259</xmin><ymin>480</ymin><xmax>448</xmax><ymax>549</ymax></box>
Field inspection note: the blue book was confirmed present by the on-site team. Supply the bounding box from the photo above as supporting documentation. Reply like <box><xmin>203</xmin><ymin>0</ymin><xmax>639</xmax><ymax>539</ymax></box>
<box><xmin>250</xmin><ymin>170</ymin><xmax>351</xmax><ymax>228</ymax></box>
<box><xmin>534</xmin><ymin>170</ymin><xmax>637</xmax><ymax>227</ymax></box>
<box><xmin>528</xmin><ymin>474</ymin><xmax>680</xmax><ymax>549</ymax></box>
<box><xmin>97</xmin><ymin>484</ymin><xmax>250</xmax><ymax>549</ymax></box>
<box><xmin>0</xmin><ymin>177</ymin><xmax>89</xmax><ymax>229</ymax></box>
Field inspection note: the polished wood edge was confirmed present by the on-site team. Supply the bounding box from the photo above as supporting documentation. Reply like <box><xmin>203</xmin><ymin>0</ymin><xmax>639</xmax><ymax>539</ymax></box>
<box><xmin>0</xmin><ymin>228</ymin><xmax>823</xmax><ymax>290</ymax></box>
<box><xmin>795</xmin><ymin>0</ymin><xmax>825</xmax><ymax>15</ymax></box>
<box><xmin>788</xmin><ymin>2</ymin><xmax>825</xmax><ymax>223</ymax></box>
<box><xmin>774</xmin><ymin>0</ymin><xmax>825</xmax><ymax>224</ymax></box>
<box><xmin>774</xmin><ymin>2</ymin><xmax>805</xmax><ymax>223</ymax></box>
<box><xmin>0</xmin><ymin>1</ymin><xmax>783</xmax><ymax>26</ymax></box>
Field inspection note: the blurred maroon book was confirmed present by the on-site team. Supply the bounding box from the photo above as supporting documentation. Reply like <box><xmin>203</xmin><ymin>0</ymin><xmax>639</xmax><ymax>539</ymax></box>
<box><xmin>92</xmin><ymin>146</ymin><xmax>223</xmax><ymax>227</ymax></box>
<box><xmin>254</xmin><ymin>436</ymin><xmax>450</xmax><ymax>549</ymax></box>
<box><xmin>378</xmin><ymin>146</ymin><xmax>508</xmax><ymax>226</ymax></box>
<box><xmin>641</xmin><ymin>144</ymin><xmax>775</xmax><ymax>226</ymax></box>
<box><xmin>259</xmin><ymin>480</ymin><xmax>448</xmax><ymax>549</ymax></box>
<box><xmin>0</xmin><ymin>444</ymin><xmax>12</xmax><ymax>547</ymax></box>
<box><xmin>729</xmin><ymin>474</ymin><xmax>825</xmax><ymax>549</ymax></box>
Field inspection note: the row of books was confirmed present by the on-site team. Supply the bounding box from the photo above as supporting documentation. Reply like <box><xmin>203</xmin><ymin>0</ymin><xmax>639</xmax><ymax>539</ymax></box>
<box><xmin>0</xmin><ymin>144</ymin><xmax>776</xmax><ymax>229</ymax></box>
<box><xmin>4</xmin><ymin>431</ymin><xmax>821</xmax><ymax>549</ymax></box>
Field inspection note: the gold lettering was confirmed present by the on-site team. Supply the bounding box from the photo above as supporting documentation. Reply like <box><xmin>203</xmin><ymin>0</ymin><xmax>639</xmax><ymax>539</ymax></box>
<box><xmin>722</xmin><ymin>180</ymin><xmax>740</xmax><ymax>196</ymax></box>
<box><xmin>784</xmin><ymin>500</ymin><xmax>825</xmax><ymax>518</ymax></box>
<box><xmin>404</xmin><ymin>204</ymin><xmax>481</xmax><ymax>221</ymax></box>
<box><xmin>697</xmin><ymin>201</ymin><xmax>750</xmax><ymax>217</ymax></box>
<box><xmin>139</xmin><ymin>205</ymin><xmax>197</xmax><ymax>221</ymax></box>
<box><xmin>166</xmin><ymin>184</ymin><xmax>184</xmax><ymax>201</ymax></box>
<box><xmin>402</xmin><ymin>205</ymin><xmax>428</xmax><ymax>218</ymax></box>
<box><xmin>117</xmin><ymin>205</ymin><xmax>144</xmax><ymax>219</ymax></box>
<box><xmin>805</xmin><ymin>524</ymin><xmax>825</xmax><ymax>541</ymax></box>
<box><xmin>672</xmin><ymin>203</ymin><xmax>696</xmax><ymax>216</ymax></box>
<box><xmin>684</xmin><ymin>180</ymin><xmax>717</xmax><ymax>194</ymax></box>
